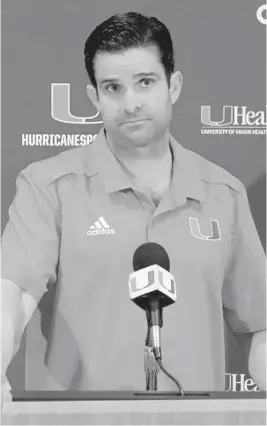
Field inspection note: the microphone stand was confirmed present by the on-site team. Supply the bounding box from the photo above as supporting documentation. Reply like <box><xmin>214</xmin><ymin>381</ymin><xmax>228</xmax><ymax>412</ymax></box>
<box><xmin>144</xmin><ymin>327</ymin><xmax>159</xmax><ymax>391</ymax></box>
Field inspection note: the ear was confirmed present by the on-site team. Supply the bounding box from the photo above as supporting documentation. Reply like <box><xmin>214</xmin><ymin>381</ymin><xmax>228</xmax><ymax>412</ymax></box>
<box><xmin>86</xmin><ymin>84</ymin><xmax>101</xmax><ymax>111</ymax></box>
<box><xmin>169</xmin><ymin>71</ymin><xmax>183</xmax><ymax>105</ymax></box>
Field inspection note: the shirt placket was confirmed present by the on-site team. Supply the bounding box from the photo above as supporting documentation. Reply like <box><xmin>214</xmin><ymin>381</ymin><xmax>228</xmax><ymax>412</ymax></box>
<box><xmin>147</xmin><ymin>189</ymin><xmax>182</xmax><ymax>242</ymax></box>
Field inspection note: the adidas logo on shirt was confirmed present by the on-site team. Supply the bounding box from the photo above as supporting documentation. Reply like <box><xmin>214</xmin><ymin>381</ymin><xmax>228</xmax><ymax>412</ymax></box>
<box><xmin>87</xmin><ymin>216</ymin><xmax>115</xmax><ymax>236</ymax></box>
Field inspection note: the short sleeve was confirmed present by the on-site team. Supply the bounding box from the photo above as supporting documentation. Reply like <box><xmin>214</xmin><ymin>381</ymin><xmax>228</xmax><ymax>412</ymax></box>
<box><xmin>222</xmin><ymin>184</ymin><xmax>266</xmax><ymax>334</ymax></box>
<box><xmin>1</xmin><ymin>165</ymin><xmax>61</xmax><ymax>301</ymax></box>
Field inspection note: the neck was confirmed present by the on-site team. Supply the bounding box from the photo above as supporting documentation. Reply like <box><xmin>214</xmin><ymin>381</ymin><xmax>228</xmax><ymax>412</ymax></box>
<box><xmin>105</xmin><ymin>130</ymin><xmax>173</xmax><ymax>202</ymax></box>
<box><xmin>105</xmin><ymin>129</ymin><xmax>171</xmax><ymax>165</ymax></box>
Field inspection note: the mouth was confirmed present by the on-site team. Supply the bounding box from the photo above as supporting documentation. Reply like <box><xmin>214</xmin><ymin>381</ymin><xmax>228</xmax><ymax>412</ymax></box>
<box><xmin>122</xmin><ymin>119</ymin><xmax>149</xmax><ymax>124</ymax></box>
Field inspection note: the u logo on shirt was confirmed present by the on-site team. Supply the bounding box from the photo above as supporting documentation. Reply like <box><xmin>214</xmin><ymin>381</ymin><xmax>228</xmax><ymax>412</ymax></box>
<box><xmin>189</xmin><ymin>217</ymin><xmax>221</xmax><ymax>241</ymax></box>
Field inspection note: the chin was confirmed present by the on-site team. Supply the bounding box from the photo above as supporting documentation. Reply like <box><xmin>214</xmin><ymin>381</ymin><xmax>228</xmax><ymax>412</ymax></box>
<box><xmin>123</xmin><ymin>129</ymin><xmax>152</xmax><ymax>143</ymax></box>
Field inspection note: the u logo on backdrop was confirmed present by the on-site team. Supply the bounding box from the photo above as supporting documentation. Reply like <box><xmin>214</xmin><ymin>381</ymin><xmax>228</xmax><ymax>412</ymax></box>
<box><xmin>256</xmin><ymin>4</ymin><xmax>267</xmax><ymax>25</ymax></box>
<box><xmin>189</xmin><ymin>217</ymin><xmax>221</xmax><ymax>241</ymax></box>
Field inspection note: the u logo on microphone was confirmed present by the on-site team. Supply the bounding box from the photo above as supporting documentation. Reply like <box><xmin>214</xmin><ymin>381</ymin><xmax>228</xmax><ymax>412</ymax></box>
<box><xmin>189</xmin><ymin>217</ymin><xmax>221</xmax><ymax>241</ymax></box>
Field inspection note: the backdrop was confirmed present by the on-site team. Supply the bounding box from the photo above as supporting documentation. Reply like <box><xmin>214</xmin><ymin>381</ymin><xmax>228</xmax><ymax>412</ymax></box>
<box><xmin>2</xmin><ymin>0</ymin><xmax>266</xmax><ymax>391</ymax></box>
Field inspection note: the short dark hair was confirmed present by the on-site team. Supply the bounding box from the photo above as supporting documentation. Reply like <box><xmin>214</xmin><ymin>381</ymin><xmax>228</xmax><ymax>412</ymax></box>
<box><xmin>84</xmin><ymin>11</ymin><xmax>175</xmax><ymax>89</ymax></box>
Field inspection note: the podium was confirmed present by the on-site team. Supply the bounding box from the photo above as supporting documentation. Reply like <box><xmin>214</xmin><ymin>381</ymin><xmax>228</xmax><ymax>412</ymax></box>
<box><xmin>2</xmin><ymin>391</ymin><xmax>266</xmax><ymax>425</ymax></box>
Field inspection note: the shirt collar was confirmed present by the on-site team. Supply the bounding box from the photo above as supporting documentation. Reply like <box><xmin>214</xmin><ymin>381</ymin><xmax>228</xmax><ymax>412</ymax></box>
<box><xmin>90</xmin><ymin>128</ymin><xmax>208</xmax><ymax>204</ymax></box>
<box><xmin>90</xmin><ymin>128</ymin><xmax>133</xmax><ymax>193</ymax></box>
<box><xmin>169</xmin><ymin>134</ymin><xmax>208</xmax><ymax>206</ymax></box>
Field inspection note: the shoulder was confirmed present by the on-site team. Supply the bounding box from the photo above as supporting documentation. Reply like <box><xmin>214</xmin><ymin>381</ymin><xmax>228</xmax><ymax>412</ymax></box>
<box><xmin>19</xmin><ymin>144</ymin><xmax>96</xmax><ymax>189</ymax></box>
<box><xmin>183</xmin><ymin>145</ymin><xmax>246</xmax><ymax>198</ymax></box>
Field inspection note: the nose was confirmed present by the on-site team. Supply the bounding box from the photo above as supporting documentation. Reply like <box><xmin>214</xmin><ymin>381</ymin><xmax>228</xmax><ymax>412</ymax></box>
<box><xmin>123</xmin><ymin>89</ymin><xmax>142</xmax><ymax>115</ymax></box>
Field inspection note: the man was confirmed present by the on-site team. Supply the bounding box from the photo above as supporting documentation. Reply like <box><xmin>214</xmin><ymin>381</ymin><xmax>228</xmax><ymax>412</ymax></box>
<box><xmin>1</xmin><ymin>11</ymin><xmax>266</xmax><ymax>400</ymax></box>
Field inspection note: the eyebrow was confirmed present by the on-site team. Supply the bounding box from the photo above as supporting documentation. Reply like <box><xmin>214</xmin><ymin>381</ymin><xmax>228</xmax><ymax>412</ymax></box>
<box><xmin>134</xmin><ymin>72</ymin><xmax>159</xmax><ymax>78</ymax></box>
<box><xmin>99</xmin><ymin>72</ymin><xmax>159</xmax><ymax>87</ymax></box>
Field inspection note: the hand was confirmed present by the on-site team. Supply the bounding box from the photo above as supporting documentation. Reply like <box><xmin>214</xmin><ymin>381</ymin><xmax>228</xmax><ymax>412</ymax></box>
<box><xmin>1</xmin><ymin>373</ymin><xmax>12</xmax><ymax>410</ymax></box>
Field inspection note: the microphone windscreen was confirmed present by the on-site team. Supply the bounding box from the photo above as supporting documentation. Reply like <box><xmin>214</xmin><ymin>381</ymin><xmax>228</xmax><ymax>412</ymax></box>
<box><xmin>133</xmin><ymin>242</ymin><xmax>170</xmax><ymax>272</ymax></box>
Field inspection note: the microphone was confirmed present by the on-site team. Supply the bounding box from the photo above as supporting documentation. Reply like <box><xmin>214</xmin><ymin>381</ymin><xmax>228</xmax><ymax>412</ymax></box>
<box><xmin>128</xmin><ymin>242</ymin><xmax>177</xmax><ymax>359</ymax></box>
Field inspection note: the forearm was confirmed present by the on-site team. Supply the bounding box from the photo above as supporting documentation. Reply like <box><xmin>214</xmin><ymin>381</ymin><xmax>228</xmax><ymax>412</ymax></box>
<box><xmin>235</xmin><ymin>329</ymin><xmax>266</xmax><ymax>390</ymax></box>
<box><xmin>1</xmin><ymin>316</ymin><xmax>19</xmax><ymax>374</ymax></box>
<box><xmin>1</xmin><ymin>279</ymin><xmax>40</xmax><ymax>375</ymax></box>
<box><xmin>248</xmin><ymin>330</ymin><xmax>266</xmax><ymax>390</ymax></box>
<box><xmin>1</xmin><ymin>279</ymin><xmax>25</xmax><ymax>374</ymax></box>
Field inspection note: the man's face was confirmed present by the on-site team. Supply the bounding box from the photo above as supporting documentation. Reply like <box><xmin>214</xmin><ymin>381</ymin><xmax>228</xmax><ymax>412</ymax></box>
<box><xmin>87</xmin><ymin>46</ymin><xmax>182</xmax><ymax>148</ymax></box>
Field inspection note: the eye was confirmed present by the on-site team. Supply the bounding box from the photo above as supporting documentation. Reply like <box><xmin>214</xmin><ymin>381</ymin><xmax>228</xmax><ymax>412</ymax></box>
<box><xmin>105</xmin><ymin>84</ymin><xmax>120</xmax><ymax>93</ymax></box>
<box><xmin>140</xmin><ymin>78</ymin><xmax>155</xmax><ymax>87</ymax></box>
